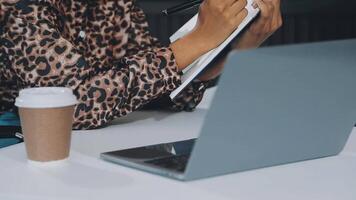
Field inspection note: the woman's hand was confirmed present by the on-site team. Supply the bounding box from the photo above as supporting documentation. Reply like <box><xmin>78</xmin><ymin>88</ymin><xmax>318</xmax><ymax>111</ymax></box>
<box><xmin>233</xmin><ymin>0</ymin><xmax>282</xmax><ymax>49</ymax></box>
<box><xmin>194</xmin><ymin>0</ymin><xmax>248</xmax><ymax>50</ymax></box>
<box><xmin>199</xmin><ymin>0</ymin><xmax>282</xmax><ymax>81</ymax></box>
<box><xmin>170</xmin><ymin>0</ymin><xmax>248</xmax><ymax>71</ymax></box>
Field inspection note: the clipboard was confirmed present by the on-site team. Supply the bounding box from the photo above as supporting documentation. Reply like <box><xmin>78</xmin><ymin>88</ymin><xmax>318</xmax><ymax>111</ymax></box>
<box><xmin>169</xmin><ymin>0</ymin><xmax>260</xmax><ymax>99</ymax></box>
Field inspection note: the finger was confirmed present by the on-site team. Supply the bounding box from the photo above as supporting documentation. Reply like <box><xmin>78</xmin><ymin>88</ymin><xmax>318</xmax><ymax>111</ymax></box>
<box><xmin>250</xmin><ymin>1</ymin><xmax>273</xmax><ymax>32</ymax></box>
<box><xmin>210</xmin><ymin>0</ymin><xmax>237</xmax><ymax>10</ymax></box>
<box><xmin>266</xmin><ymin>0</ymin><xmax>281</xmax><ymax>7</ymax></box>
<box><xmin>264</xmin><ymin>0</ymin><xmax>281</xmax><ymax>29</ymax></box>
<box><xmin>231</xmin><ymin>8</ymin><xmax>248</xmax><ymax>28</ymax></box>
<box><xmin>271</xmin><ymin>0</ymin><xmax>282</xmax><ymax>23</ymax></box>
<box><xmin>225</xmin><ymin>0</ymin><xmax>239</xmax><ymax>7</ymax></box>
<box><xmin>264</xmin><ymin>1</ymin><xmax>276</xmax><ymax>20</ymax></box>
<box><xmin>254</xmin><ymin>0</ymin><xmax>269</xmax><ymax>19</ymax></box>
<box><xmin>229</xmin><ymin>0</ymin><xmax>247</xmax><ymax>15</ymax></box>
<box><xmin>263</xmin><ymin>0</ymin><xmax>280</xmax><ymax>18</ymax></box>
<box><xmin>252</xmin><ymin>2</ymin><xmax>258</xmax><ymax>9</ymax></box>
<box><xmin>228</xmin><ymin>0</ymin><xmax>241</xmax><ymax>7</ymax></box>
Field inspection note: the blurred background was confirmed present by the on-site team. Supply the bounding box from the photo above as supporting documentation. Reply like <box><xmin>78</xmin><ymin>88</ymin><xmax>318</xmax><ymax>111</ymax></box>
<box><xmin>137</xmin><ymin>0</ymin><xmax>356</xmax><ymax>47</ymax></box>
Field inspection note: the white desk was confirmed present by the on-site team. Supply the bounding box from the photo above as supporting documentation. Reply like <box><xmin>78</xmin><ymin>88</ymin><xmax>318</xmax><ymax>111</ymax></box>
<box><xmin>1</xmin><ymin>88</ymin><xmax>356</xmax><ymax>200</ymax></box>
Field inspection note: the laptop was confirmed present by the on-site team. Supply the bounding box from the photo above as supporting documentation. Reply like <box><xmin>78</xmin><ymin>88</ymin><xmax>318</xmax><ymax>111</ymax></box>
<box><xmin>101</xmin><ymin>40</ymin><xmax>356</xmax><ymax>181</ymax></box>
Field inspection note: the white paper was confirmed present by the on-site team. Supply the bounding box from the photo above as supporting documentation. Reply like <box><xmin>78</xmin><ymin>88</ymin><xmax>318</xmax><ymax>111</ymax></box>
<box><xmin>170</xmin><ymin>0</ymin><xmax>260</xmax><ymax>99</ymax></box>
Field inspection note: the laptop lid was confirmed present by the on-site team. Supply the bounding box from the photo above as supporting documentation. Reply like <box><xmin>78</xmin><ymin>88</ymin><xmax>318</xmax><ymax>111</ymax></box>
<box><xmin>184</xmin><ymin>40</ymin><xmax>356</xmax><ymax>180</ymax></box>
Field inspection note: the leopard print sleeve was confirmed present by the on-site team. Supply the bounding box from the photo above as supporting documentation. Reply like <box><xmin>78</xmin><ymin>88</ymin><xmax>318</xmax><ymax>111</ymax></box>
<box><xmin>126</xmin><ymin>3</ymin><xmax>208</xmax><ymax>112</ymax></box>
<box><xmin>0</xmin><ymin>0</ymin><xmax>206</xmax><ymax>129</ymax></box>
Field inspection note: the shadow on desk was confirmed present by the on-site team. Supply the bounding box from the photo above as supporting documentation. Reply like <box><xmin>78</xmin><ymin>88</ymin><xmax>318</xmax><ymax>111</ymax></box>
<box><xmin>109</xmin><ymin>111</ymin><xmax>172</xmax><ymax>126</ymax></box>
<box><xmin>108</xmin><ymin>108</ymin><xmax>208</xmax><ymax>127</ymax></box>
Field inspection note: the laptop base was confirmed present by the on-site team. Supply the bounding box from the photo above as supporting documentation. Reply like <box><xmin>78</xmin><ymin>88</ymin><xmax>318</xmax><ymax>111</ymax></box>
<box><xmin>101</xmin><ymin>139</ymin><xmax>196</xmax><ymax>180</ymax></box>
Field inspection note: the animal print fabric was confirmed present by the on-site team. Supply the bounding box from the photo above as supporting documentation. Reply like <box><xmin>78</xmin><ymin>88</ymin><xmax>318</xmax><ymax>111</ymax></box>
<box><xmin>0</xmin><ymin>0</ymin><xmax>207</xmax><ymax>129</ymax></box>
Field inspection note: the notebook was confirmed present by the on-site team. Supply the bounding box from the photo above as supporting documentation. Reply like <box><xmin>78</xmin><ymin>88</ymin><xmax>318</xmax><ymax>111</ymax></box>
<box><xmin>169</xmin><ymin>0</ymin><xmax>260</xmax><ymax>99</ymax></box>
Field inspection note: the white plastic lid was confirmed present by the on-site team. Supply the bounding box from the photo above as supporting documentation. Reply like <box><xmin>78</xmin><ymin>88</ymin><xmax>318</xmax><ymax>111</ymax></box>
<box><xmin>15</xmin><ymin>87</ymin><xmax>78</xmax><ymax>108</ymax></box>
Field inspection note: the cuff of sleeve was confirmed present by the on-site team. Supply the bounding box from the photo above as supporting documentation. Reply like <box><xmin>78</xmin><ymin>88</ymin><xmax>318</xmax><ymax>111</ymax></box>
<box><xmin>170</xmin><ymin>80</ymin><xmax>209</xmax><ymax>112</ymax></box>
<box><xmin>156</xmin><ymin>47</ymin><xmax>182</xmax><ymax>93</ymax></box>
<box><xmin>119</xmin><ymin>46</ymin><xmax>182</xmax><ymax>95</ymax></box>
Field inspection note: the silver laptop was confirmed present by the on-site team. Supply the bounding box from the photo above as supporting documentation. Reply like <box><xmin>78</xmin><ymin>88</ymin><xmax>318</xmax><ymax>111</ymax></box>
<box><xmin>101</xmin><ymin>40</ymin><xmax>356</xmax><ymax>181</ymax></box>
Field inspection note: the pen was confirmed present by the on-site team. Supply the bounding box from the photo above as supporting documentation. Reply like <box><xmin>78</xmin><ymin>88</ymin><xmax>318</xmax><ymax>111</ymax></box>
<box><xmin>0</xmin><ymin>126</ymin><xmax>23</xmax><ymax>141</ymax></box>
<box><xmin>162</xmin><ymin>0</ymin><xmax>203</xmax><ymax>15</ymax></box>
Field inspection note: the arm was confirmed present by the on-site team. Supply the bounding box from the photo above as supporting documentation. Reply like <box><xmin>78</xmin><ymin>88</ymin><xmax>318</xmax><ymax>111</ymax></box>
<box><xmin>171</xmin><ymin>0</ymin><xmax>249</xmax><ymax>70</ymax></box>
<box><xmin>121</xmin><ymin>3</ymin><xmax>210</xmax><ymax>111</ymax></box>
<box><xmin>133</xmin><ymin>0</ymin><xmax>250</xmax><ymax>110</ymax></box>
<box><xmin>1</xmin><ymin>2</ymin><xmax>182</xmax><ymax>129</ymax></box>
<box><xmin>1</xmin><ymin>0</ymin><xmax>251</xmax><ymax>129</ymax></box>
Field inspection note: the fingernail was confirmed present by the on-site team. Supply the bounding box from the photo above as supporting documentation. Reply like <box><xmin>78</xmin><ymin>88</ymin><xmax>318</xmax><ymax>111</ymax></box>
<box><xmin>252</xmin><ymin>1</ymin><xmax>258</xmax><ymax>8</ymax></box>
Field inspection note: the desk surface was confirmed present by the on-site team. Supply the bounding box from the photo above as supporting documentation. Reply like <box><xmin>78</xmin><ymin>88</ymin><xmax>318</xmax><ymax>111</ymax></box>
<box><xmin>1</xmin><ymin>88</ymin><xmax>356</xmax><ymax>200</ymax></box>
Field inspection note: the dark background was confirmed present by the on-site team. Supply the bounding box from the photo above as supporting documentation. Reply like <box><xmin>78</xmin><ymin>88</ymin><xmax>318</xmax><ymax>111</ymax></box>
<box><xmin>137</xmin><ymin>0</ymin><xmax>356</xmax><ymax>46</ymax></box>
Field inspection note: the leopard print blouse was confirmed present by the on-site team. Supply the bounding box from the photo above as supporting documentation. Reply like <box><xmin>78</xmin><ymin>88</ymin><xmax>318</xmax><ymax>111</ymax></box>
<box><xmin>0</xmin><ymin>0</ymin><xmax>207</xmax><ymax>130</ymax></box>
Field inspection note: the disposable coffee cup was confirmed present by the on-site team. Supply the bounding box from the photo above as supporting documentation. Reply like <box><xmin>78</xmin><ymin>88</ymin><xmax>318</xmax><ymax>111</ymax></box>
<box><xmin>15</xmin><ymin>87</ymin><xmax>78</xmax><ymax>162</ymax></box>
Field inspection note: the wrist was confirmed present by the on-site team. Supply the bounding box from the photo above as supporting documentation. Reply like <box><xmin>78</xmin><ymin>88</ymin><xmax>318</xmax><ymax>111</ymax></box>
<box><xmin>170</xmin><ymin>30</ymin><xmax>214</xmax><ymax>71</ymax></box>
<box><xmin>185</xmin><ymin>29</ymin><xmax>214</xmax><ymax>53</ymax></box>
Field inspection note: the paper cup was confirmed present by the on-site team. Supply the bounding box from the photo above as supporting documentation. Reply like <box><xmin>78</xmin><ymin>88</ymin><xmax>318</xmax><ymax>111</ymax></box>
<box><xmin>15</xmin><ymin>87</ymin><xmax>78</xmax><ymax>162</ymax></box>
